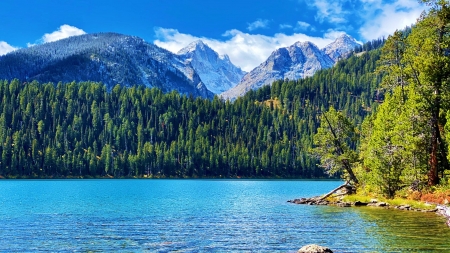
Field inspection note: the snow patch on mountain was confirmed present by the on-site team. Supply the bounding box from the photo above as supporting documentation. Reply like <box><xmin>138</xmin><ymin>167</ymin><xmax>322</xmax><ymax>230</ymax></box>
<box><xmin>322</xmin><ymin>34</ymin><xmax>361</xmax><ymax>62</ymax></box>
<box><xmin>0</xmin><ymin>33</ymin><xmax>214</xmax><ymax>98</ymax></box>
<box><xmin>221</xmin><ymin>41</ymin><xmax>334</xmax><ymax>99</ymax></box>
<box><xmin>177</xmin><ymin>40</ymin><xmax>246</xmax><ymax>94</ymax></box>
<box><xmin>221</xmin><ymin>34</ymin><xmax>360</xmax><ymax>100</ymax></box>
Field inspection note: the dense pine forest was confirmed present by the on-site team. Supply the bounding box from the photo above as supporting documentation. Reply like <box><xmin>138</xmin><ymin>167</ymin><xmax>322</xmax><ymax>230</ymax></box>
<box><xmin>0</xmin><ymin>43</ymin><xmax>383</xmax><ymax>178</ymax></box>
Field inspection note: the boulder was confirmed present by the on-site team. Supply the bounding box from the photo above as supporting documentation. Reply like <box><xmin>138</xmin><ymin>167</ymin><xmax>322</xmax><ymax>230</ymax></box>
<box><xmin>298</xmin><ymin>244</ymin><xmax>333</xmax><ymax>253</ymax></box>
<box><xmin>397</xmin><ymin>204</ymin><xmax>411</xmax><ymax>210</ymax></box>
<box><xmin>353</xmin><ymin>201</ymin><xmax>368</xmax><ymax>206</ymax></box>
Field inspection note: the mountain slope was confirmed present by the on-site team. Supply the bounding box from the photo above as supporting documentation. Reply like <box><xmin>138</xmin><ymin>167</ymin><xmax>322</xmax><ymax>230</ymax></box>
<box><xmin>322</xmin><ymin>34</ymin><xmax>360</xmax><ymax>62</ymax></box>
<box><xmin>221</xmin><ymin>35</ymin><xmax>360</xmax><ymax>100</ymax></box>
<box><xmin>221</xmin><ymin>41</ymin><xmax>334</xmax><ymax>99</ymax></box>
<box><xmin>0</xmin><ymin>33</ymin><xmax>213</xmax><ymax>98</ymax></box>
<box><xmin>0</xmin><ymin>41</ymin><xmax>383</xmax><ymax>179</ymax></box>
<box><xmin>177</xmin><ymin>40</ymin><xmax>246</xmax><ymax>94</ymax></box>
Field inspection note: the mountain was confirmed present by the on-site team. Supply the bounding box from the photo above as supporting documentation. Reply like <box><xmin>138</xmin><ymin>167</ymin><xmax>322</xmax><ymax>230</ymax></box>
<box><xmin>221</xmin><ymin>41</ymin><xmax>334</xmax><ymax>99</ymax></box>
<box><xmin>0</xmin><ymin>38</ymin><xmax>383</xmax><ymax>179</ymax></box>
<box><xmin>221</xmin><ymin>35</ymin><xmax>360</xmax><ymax>100</ymax></box>
<box><xmin>322</xmin><ymin>34</ymin><xmax>360</xmax><ymax>62</ymax></box>
<box><xmin>0</xmin><ymin>33</ymin><xmax>214</xmax><ymax>98</ymax></box>
<box><xmin>177</xmin><ymin>40</ymin><xmax>246</xmax><ymax>94</ymax></box>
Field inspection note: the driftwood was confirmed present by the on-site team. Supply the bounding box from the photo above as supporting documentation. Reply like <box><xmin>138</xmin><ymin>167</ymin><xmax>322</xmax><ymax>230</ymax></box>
<box><xmin>317</xmin><ymin>183</ymin><xmax>351</xmax><ymax>201</ymax></box>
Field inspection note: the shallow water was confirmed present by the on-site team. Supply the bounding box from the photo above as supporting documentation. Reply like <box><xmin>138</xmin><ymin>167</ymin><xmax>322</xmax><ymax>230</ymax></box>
<box><xmin>0</xmin><ymin>179</ymin><xmax>448</xmax><ymax>252</ymax></box>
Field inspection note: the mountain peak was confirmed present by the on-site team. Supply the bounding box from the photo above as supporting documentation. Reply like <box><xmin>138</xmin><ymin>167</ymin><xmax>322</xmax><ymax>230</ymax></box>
<box><xmin>189</xmin><ymin>40</ymin><xmax>207</xmax><ymax>49</ymax></box>
<box><xmin>177</xmin><ymin>40</ymin><xmax>211</xmax><ymax>55</ymax></box>
<box><xmin>335</xmin><ymin>34</ymin><xmax>357</xmax><ymax>43</ymax></box>
<box><xmin>177</xmin><ymin>40</ymin><xmax>246</xmax><ymax>94</ymax></box>
<box><xmin>0</xmin><ymin>32</ymin><xmax>214</xmax><ymax>98</ymax></box>
<box><xmin>295</xmin><ymin>41</ymin><xmax>315</xmax><ymax>46</ymax></box>
<box><xmin>322</xmin><ymin>34</ymin><xmax>360</xmax><ymax>62</ymax></box>
<box><xmin>221</xmin><ymin>40</ymin><xmax>334</xmax><ymax>99</ymax></box>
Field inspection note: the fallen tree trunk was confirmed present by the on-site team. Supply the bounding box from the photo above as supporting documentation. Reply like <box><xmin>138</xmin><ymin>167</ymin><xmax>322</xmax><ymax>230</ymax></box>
<box><xmin>317</xmin><ymin>183</ymin><xmax>350</xmax><ymax>201</ymax></box>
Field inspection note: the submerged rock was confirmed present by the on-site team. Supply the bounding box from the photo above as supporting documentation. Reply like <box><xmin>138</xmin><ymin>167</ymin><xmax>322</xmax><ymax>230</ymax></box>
<box><xmin>367</xmin><ymin>202</ymin><xmax>389</xmax><ymax>207</ymax></box>
<box><xmin>298</xmin><ymin>244</ymin><xmax>333</xmax><ymax>253</ymax></box>
<box><xmin>336</xmin><ymin>202</ymin><xmax>351</xmax><ymax>207</ymax></box>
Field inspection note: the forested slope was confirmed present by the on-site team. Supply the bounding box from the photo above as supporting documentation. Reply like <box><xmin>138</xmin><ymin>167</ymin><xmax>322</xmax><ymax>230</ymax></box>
<box><xmin>0</xmin><ymin>42</ymin><xmax>383</xmax><ymax>178</ymax></box>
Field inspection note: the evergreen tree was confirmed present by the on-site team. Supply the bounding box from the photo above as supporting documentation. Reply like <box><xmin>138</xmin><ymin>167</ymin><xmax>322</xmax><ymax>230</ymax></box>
<box><xmin>311</xmin><ymin>107</ymin><xmax>359</xmax><ymax>184</ymax></box>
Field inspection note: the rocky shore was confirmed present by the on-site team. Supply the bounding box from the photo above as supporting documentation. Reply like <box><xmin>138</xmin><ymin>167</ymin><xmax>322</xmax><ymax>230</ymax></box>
<box><xmin>437</xmin><ymin>205</ymin><xmax>450</xmax><ymax>227</ymax></box>
<box><xmin>288</xmin><ymin>196</ymin><xmax>450</xmax><ymax>227</ymax></box>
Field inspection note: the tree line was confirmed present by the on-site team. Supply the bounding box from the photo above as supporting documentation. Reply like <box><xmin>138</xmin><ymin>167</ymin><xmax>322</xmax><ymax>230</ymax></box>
<box><xmin>0</xmin><ymin>42</ymin><xmax>382</xmax><ymax>178</ymax></box>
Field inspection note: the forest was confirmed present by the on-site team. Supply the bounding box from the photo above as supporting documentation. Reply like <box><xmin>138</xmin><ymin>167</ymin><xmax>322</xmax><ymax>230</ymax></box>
<box><xmin>0</xmin><ymin>40</ymin><xmax>383</xmax><ymax>179</ymax></box>
<box><xmin>312</xmin><ymin>0</ymin><xmax>450</xmax><ymax>198</ymax></box>
<box><xmin>3</xmin><ymin>0</ymin><xmax>449</xmax><ymax>201</ymax></box>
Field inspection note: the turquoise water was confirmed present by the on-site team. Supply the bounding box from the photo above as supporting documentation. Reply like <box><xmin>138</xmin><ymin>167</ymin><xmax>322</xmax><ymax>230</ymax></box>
<box><xmin>0</xmin><ymin>180</ymin><xmax>449</xmax><ymax>252</ymax></box>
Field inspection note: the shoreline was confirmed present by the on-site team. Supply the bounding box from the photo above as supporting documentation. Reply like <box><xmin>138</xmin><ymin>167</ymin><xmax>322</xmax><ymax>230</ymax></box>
<box><xmin>0</xmin><ymin>175</ymin><xmax>342</xmax><ymax>180</ymax></box>
<box><xmin>288</xmin><ymin>196</ymin><xmax>450</xmax><ymax>227</ymax></box>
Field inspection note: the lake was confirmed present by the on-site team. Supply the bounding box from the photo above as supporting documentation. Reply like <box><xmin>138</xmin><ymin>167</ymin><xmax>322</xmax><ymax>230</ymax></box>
<box><xmin>0</xmin><ymin>180</ymin><xmax>449</xmax><ymax>252</ymax></box>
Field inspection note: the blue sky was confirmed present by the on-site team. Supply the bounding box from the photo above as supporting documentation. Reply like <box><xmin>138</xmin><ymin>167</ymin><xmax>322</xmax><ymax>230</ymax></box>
<box><xmin>0</xmin><ymin>0</ymin><xmax>424</xmax><ymax>71</ymax></box>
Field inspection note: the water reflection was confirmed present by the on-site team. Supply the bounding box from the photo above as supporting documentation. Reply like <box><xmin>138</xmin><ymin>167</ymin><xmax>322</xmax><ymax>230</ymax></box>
<box><xmin>354</xmin><ymin>207</ymin><xmax>450</xmax><ymax>252</ymax></box>
<box><xmin>1</xmin><ymin>180</ymin><xmax>449</xmax><ymax>252</ymax></box>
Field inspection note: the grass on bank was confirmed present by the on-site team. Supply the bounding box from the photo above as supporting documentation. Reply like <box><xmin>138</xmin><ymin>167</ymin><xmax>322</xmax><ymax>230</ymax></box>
<box><xmin>341</xmin><ymin>193</ymin><xmax>438</xmax><ymax>210</ymax></box>
<box><xmin>337</xmin><ymin>179</ymin><xmax>450</xmax><ymax>210</ymax></box>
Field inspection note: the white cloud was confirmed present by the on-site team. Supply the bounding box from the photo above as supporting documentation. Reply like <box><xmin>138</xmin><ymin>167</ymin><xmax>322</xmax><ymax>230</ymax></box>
<box><xmin>42</xmin><ymin>24</ymin><xmax>86</xmax><ymax>43</ymax></box>
<box><xmin>324</xmin><ymin>30</ymin><xmax>346</xmax><ymax>40</ymax></box>
<box><xmin>306</xmin><ymin>0</ymin><xmax>425</xmax><ymax>41</ymax></box>
<box><xmin>0</xmin><ymin>41</ymin><xmax>18</xmax><ymax>56</ymax></box>
<box><xmin>359</xmin><ymin>0</ymin><xmax>424</xmax><ymax>40</ymax></box>
<box><xmin>310</xmin><ymin>0</ymin><xmax>348</xmax><ymax>24</ymax></box>
<box><xmin>247</xmin><ymin>19</ymin><xmax>270</xmax><ymax>31</ymax></box>
<box><xmin>279</xmin><ymin>24</ymin><xmax>293</xmax><ymax>29</ymax></box>
<box><xmin>295</xmin><ymin>21</ymin><xmax>311</xmax><ymax>31</ymax></box>
<box><xmin>154</xmin><ymin>28</ymin><xmax>336</xmax><ymax>72</ymax></box>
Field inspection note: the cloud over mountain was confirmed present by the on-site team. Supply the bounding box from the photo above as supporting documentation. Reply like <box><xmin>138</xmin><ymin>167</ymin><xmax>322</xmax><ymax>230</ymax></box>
<box><xmin>42</xmin><ymin>24</ymin><xmax>86</xmax><ymax>43</ymax></box>
<box><xmin>247</xmin><ymin>19</ymin><xmax>270</xmax><ymax>31</ymax></box>
<box><xmin>0</xmin><ymin>41</ymin><xmax>17</xmax><ymax>56</ymax></box>
<box><xmin>307</xmin><ymin>0</ymin><xmax>424</xmax><ymax>40</ymax></box>
<box><xmin>154</xmin><ymin>28</ymin><xmax>342</xmax><ymax>72</ymax></box>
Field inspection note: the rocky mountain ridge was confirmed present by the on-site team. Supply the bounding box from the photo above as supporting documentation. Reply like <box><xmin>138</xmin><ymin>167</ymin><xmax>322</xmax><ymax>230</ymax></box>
<box><xmin>0</xmin><ymin>33</ymin><xmax>360</xmax><ymax>100</ymax></box>
<box><xmin>0</xmin><ymin>33</ymin><xmax>214</xmax><ymax>98</ymax></box>
<box><xmin>177</xmin><ymin>40</ymin><xmax>246</xmax><ymax>94</ymax></box>
<box><xmin>221</xmin><ymin>34</ymin><xmax>360</xmax><ymax>99</ymax></box>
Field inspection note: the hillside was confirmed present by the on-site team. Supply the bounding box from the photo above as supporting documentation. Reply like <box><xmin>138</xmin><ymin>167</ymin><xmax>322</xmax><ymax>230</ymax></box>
<box><xmin>0</xmin><ymin>33</ymin><xmax>213</xmax><ymax>98</ymax></box>
<box><xmin>0</xmin><ymin>39</ymin><xmax>383</xmax><ymax>178</ymax></box>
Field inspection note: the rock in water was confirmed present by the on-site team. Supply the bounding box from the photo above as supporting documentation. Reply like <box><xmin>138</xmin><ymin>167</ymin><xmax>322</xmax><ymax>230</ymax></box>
<box><xmin>298</xmin><ymin>244</ymin><xmax>333</xmax><ymax>253</ymax></box>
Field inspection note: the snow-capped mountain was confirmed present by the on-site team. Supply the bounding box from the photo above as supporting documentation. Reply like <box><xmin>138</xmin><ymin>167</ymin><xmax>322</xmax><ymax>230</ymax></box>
<box><xmin>0</xmin><ymin>33</ymin><xmax>214</xmax><ymax>98</ymax></box>
<box><xmin>221</xmin><ymin>41</ymin><xmax>334</xmax><ymax>99</ymax></box>
<box><xmin>221</xmin><ymin>35</ymin><xmax>360</xmax><ymax>100</ymax></box>
<box><xmin>177</xmin><ymin>40</ymin><xmax>246</xmax><ymax>94</ymax></box>
<box><xmin>322</xmin><ymin>34</ymin><xmax>360</xmax><ymax>62</ymax></box>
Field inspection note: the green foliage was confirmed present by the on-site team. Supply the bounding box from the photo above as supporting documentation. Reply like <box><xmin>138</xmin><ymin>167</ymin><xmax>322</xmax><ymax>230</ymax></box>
<box><xmin>358</xmin><ymin>86</ymin><xmax>429</xmax><ymax>198</ymax></box>
<box><xmin>358</xmin><ymin>0</ymin><xmax>450</xmax><ymax>197</ymax></box>
<box><xmin>0</xmin><ymin>46</ymin><xmax>380</xmax><ymax>179</ymax></box>
<box><xmin>311</xmin><ymin>107</ymin><xmax>359</xmax><ymax>183</ymax></box>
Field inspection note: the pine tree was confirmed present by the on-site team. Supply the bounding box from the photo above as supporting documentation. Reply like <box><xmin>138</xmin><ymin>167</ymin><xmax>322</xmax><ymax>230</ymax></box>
<box><xmin>311</xmin><ymin>107</ymin><xmax>359</xmax><ymax>184</ymax></box>
<box><xmin>403</xmin><ymin>0</ymin><xmax>450</xmax><ymax>185</ymax></box>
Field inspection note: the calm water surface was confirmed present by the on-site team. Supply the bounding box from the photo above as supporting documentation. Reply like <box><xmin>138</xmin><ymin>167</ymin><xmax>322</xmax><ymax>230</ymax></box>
<box><xmin>0</xmin><ymin>180</ymin><xmax>449</xmax><ymax>252</ymax></box>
